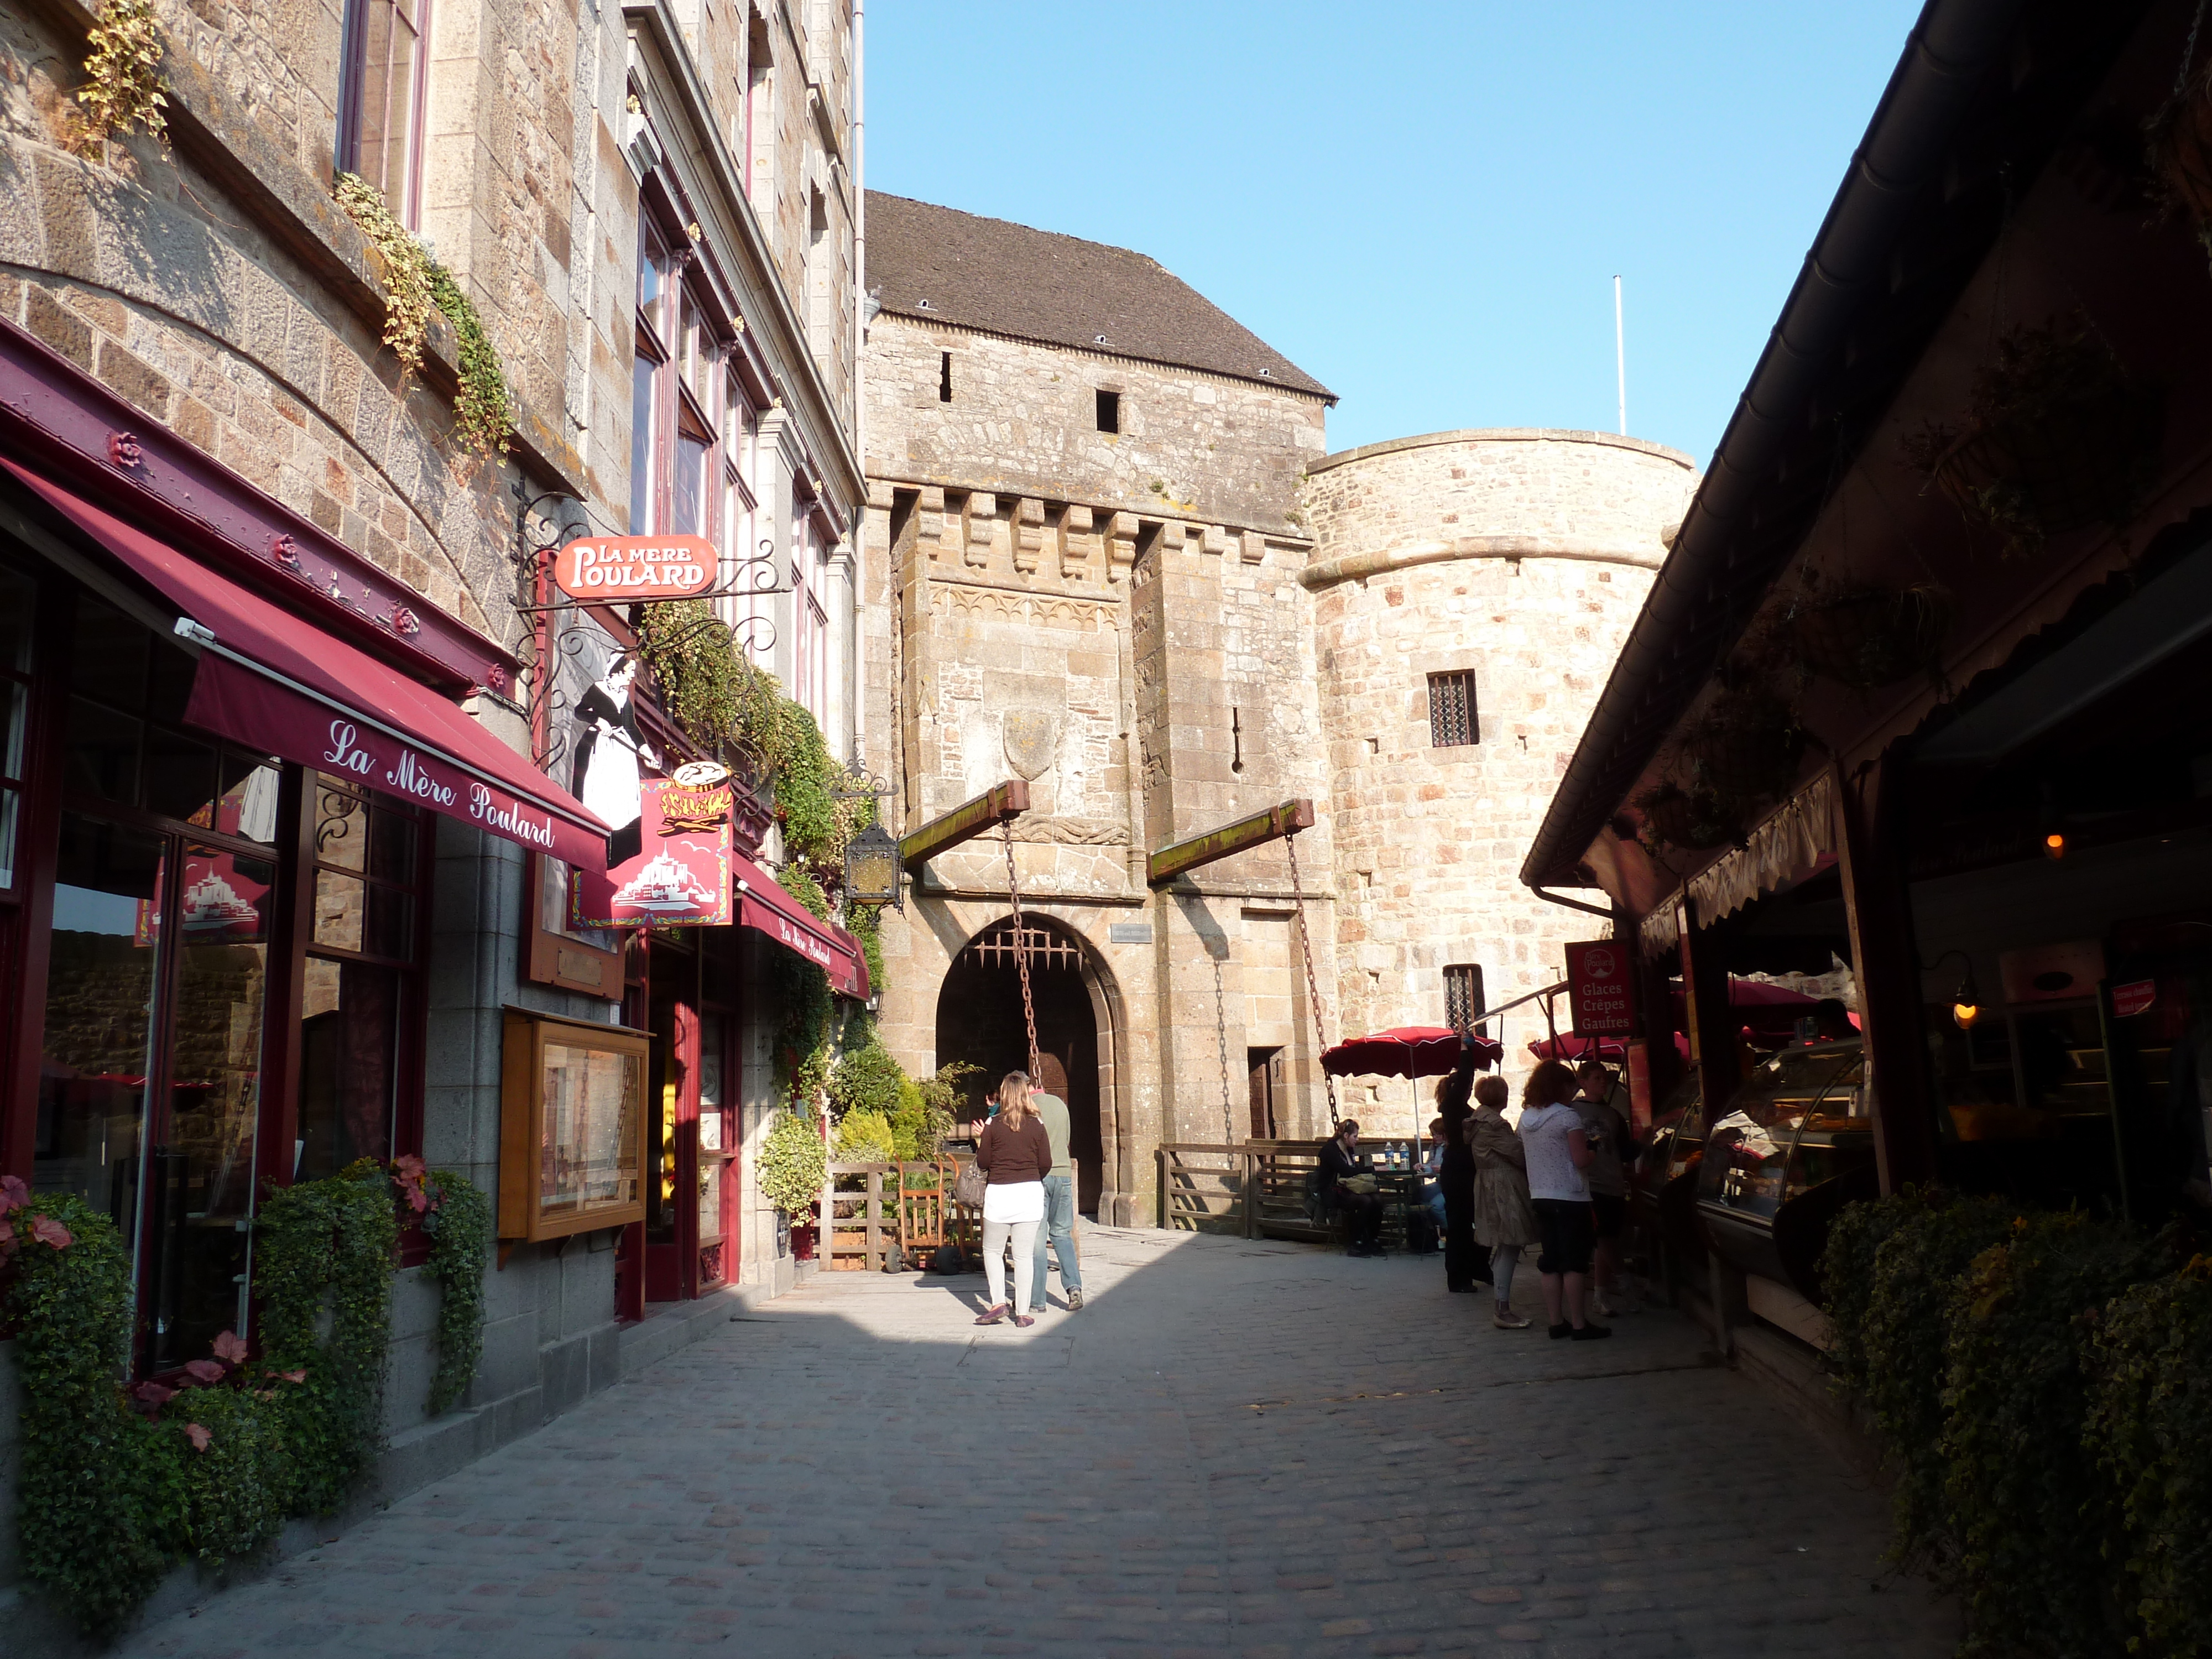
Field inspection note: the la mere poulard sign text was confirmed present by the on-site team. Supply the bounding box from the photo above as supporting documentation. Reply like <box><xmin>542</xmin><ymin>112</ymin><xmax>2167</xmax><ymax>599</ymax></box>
<box><xmin>571</xmin><ymin>779</ymin><xmax>734</xmax><ymax>928</ymax></box>
<box><xmin>553</xmin><ymin>535</ymin><xmax>716</xmax><ymax>601</ymax></box>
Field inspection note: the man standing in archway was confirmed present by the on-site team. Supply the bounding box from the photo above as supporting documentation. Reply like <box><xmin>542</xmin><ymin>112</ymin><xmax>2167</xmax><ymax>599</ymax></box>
<box><xmin>1031</xmin><ymin>1064</ymin><xmax>1084</xmax><ymax>1312</ymax></box>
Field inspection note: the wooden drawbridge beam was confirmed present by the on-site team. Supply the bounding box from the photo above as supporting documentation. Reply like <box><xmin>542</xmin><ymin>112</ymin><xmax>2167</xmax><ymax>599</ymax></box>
<box><xmin>898</xmin><ymin>780</ymin><xmax>1029</xmax><ymax>870</ymax></box>
<box><xmin>1147</xmin><ymin>799</ymin><xmax>1313</xmax><ymax>886</ymax></box>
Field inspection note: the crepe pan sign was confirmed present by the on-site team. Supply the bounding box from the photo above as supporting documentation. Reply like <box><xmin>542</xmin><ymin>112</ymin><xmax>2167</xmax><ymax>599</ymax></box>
<box><xmin>553</xmin><ymin>535</ymin><xmax>716</xmax><ymax>601</ymax></box>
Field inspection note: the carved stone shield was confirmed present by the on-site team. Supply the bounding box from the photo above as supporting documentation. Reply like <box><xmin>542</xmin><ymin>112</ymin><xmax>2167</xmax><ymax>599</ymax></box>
<box><xmin>1002</xmin><ymin>709</ymin><xmax>1061</xmax><ymax>780</ymax></box>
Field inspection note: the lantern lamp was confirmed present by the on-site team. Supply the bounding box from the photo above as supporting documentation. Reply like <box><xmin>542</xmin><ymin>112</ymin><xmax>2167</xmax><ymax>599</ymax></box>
<box><xmin>843</xmin><ymin>820</ymin><xmax>903</xmax><ymax>911</ymax></box>
<box><xmin>2043</xmin><ymin>831</ymin><xmax>2068</xmax><ymax>861</ymax></box>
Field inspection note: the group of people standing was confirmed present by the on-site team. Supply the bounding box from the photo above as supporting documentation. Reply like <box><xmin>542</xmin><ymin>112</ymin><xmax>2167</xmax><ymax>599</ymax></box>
<box><xmin>966</xmin><ymin>1071</ymin><xmax>1084</xmax><ymax>1326</ymax></box>
<box><xmin>1319</xmin><ymin>1042</ymin><xmax>1636</xmax><ymax>1339</ymax></box>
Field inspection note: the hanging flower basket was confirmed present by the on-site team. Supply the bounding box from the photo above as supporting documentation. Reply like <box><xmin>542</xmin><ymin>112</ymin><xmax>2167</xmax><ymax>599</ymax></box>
<box><xmin>1677</xmin><ymin>689</ymin><xmax>1808</xmax><ymax>809</ymax></box>
<box><xmin>2147</xmin><ymin>64</ymin><xmax>2212</xmax><ymax>252</ymax></box>
<box><xmin>1632</xmin><ymin>783</ymin><xmax>1738</xmax><ymax>852</ymax></box>
<box><xmin>1787</xmin><ymin>584</ymin><xmax>1953</xmax><ymax>690</ymax></box>
<box><xmin>1900</xmin><ymin>315</ymin><xmax>2165</xmax><ymax>557</ymax></box>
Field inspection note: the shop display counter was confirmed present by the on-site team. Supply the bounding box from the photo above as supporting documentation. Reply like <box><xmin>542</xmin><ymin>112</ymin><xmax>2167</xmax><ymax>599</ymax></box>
<box><xmin>1694</xmin><ymin>1039</ymin><xmax>1877</xmax><ymax>1302</ymax></box>
<box><xmin>1632</xmin><ymin>1072</ymin><xmax>1707</xmax><ymax>1270</ymax></box>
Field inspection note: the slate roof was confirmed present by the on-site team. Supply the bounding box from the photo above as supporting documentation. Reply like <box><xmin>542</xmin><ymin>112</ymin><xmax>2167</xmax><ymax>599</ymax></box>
<box><xmin>865</xmin><ymin>193</ymin><xmax>1332</xmax><ymax>400</ymax></box>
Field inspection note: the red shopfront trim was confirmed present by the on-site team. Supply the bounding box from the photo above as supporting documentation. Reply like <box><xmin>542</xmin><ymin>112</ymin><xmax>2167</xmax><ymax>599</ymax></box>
<box><xmin>0</xmin><ymin>315</ymin><xmax>516</xmax><ymax>695</ymax></box>
<box><xmin>731</xmin><ymin>850</ymin><xmax>869</xmax><ymax>999</ymax></box>
<box><xmin>3</xmin><ymin>462</ymin><xmax>610</xmax><ymax>869</ymax></box>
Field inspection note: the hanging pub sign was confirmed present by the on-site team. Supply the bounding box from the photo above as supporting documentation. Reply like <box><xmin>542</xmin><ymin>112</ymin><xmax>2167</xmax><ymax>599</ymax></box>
<box><xmin>570</xmin><ymin>777</ymin><xmax>733</xmax><ymax>928</ymax></box>
<box><xmin>1564</xmin><ymin>940</ymin><xmax>1633</xmax><ymax>1036</ymax></box>
<box><xmin>552</xmin><ymin>535</ymin><xmax>717</xmax><ymax>601</ymax></box>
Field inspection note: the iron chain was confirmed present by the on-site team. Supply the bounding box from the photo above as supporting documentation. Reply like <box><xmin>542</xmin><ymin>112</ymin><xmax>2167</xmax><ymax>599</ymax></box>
<box><xmin>1001</xmin><ymin>827</ymin><xmax>1042</xmax><ymax>1079</ymax></box>
<box><xmin>1284</xmin><ymin>831</ymin><xmax>1339</xmax><ymax>1129</ymax></box>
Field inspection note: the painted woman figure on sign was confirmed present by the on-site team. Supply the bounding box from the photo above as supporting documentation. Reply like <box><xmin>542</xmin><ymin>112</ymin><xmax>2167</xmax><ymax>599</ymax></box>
<box><xmin>573</xmin><ymin>651</ymin><xmax>659</xmax><ymax>864</ymax></box>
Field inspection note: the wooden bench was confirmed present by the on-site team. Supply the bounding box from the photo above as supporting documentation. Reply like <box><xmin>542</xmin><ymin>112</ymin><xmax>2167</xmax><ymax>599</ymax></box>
<box><xmin>1156</xmin><ymin>1139</ymin><xmax>1428</xmax><ymax>1249</ymax></box>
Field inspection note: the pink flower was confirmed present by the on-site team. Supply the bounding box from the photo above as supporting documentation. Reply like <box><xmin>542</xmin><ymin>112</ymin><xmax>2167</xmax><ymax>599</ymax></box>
<box><xmin>1</xmin><ymin>1174</ymin><xmax>27</xmax><ymax>1211</ymax></box>
<box><xmin>183</xmin><ymin>1423</ymin><xmax>212</xmax><ymax>1452</ymax></box>
<box><xmin>211</xmin><ymin>1329</ymin><xmax>249</xmax><ymax>1364</ymax></box>
<box><xmin>132</xmin><ymin>1381</ymin><xmax>176</xmax><ymax>1408</ymax></box>
<box><xmin>182</xmin><ymin>1359</ymin><xmax>225</xmax><ymax>1385</ymax></box>
<box><xmin>29</xmin><ymin>1213</ymin><xmax>71</xmax><ymax>1250</ymax></box>
<box><xmin>278</xmin><ymin>1368</ymin><xmax>308</xmax><ymax>1384</ymax></box>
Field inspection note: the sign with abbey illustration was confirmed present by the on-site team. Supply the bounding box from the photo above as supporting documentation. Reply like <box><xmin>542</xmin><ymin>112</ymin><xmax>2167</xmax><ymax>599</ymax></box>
<box><xmin>552</xmin><ymin>535</ymin><xmax>717</xmax><ymax>601</ymax></box>
<box><xmin>1565</xmin><ymin>940</ymin><xmax>1633</xmax><ymax>1036</ymax></box>
<box><xmin>570</xmin><ymin>778</ymin><xmax>733</xmax><ymax>928</ymax></box>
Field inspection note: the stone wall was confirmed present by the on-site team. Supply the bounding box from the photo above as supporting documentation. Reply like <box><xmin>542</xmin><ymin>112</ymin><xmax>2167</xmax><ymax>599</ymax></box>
<box><xmin>859</xmin><ymin>314</ymin><xmax>1339</xmax><ymax>1218</ymax></box>
<box><xmin>866</xmin><ymin>315</ymin><xmax>1328</xmax><ymax>538</ymax></box>
<box><xmin>1300</xmin><ymin>429</ymin><xmax>1697</xmax><ymax>1095</ymax></box>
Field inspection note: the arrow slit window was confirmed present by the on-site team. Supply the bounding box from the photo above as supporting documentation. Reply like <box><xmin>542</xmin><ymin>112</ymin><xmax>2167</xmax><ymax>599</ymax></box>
<box><xmin>1427</xmin><ymin>671</ymin><xmax>1478</xmax><ymax>748</ymax></box>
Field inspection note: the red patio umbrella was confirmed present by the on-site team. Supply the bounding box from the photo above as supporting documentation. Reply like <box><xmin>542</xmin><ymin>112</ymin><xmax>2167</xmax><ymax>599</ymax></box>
<box><xmin>1321</xmin><ymin>1027</ymin><xmax>1503</xmax><ymax>1144</ymax></box>
<box><xmin>1322</xmin><ymin>1026</ymin><xmax>1503</xmax><ymax>1078</ymax></box>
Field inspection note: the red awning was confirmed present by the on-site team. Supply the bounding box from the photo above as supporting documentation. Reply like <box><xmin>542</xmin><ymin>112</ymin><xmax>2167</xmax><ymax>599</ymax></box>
<box><xmin>8</xmin><ymin>462</ymin><xmax>610</xmax><ymax>869</ymax></box>
<box><xmin>1322</xmin><ymin>1027</ymin><xmax>1503</xmax><ymax>1079</ymax></box>
<box><xmin>732</xmin><ymin>851</ymin><xmax>870</xmax><ymax>999</ymax></box>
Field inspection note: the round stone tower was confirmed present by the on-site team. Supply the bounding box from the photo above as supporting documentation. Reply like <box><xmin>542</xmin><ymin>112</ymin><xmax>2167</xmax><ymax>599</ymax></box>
<box><xmin>1298</xmin><ymin>429</ymin><xmax>1698</xmax><ymax>1095</ymax></box>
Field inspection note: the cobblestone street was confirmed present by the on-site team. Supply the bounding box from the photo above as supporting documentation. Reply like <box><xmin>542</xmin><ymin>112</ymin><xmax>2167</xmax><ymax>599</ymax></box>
<box><xmin>118</xmin><ymin>1229</ymin><xmax>1957</xmax><ymax>1659</ymax></box>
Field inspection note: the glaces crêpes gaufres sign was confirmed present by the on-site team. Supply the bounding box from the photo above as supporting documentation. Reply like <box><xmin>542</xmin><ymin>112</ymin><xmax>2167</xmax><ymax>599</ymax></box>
<box><xmin>570</xmin><ymin>778</ymin><xmax>732</xmax><ymax>928</ymax></box>
<box><xmin>552</xmin><ymin>535</ymin><xmax>716</xmax><ymax>602</ymax></box>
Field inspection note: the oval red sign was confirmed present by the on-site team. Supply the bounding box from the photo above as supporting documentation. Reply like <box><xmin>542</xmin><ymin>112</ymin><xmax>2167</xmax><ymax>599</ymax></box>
<box><xmin>552</xmin><ymin>535</ymin><xmax>716</xmax><ymax>601</ymax></box>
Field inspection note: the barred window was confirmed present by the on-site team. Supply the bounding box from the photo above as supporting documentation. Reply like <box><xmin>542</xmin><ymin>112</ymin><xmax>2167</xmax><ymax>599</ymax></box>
<box><xmin>1428</xmin><ymin>670</ymin><xmax>1478</xmax><ymax>747</ymax></box>
<box><xmin>1444</xmin><ymin>964</ymin><xmax>1488</xmax><ymax>1037</ymax></box>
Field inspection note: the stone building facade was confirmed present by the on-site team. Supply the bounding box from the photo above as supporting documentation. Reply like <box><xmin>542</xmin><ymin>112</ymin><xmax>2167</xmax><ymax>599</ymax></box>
<box><xmin>858</xmin><ymin>194</ymin><xmax>1338</xmax><ymax>1224</ymax></box>
<box><xmin>1300</xmin><ymin>429</ymin><xmax>1698</xmax><ymax>1113</ymax></box>
<box><xmin>858</xmin><ymin>197</ymin><xmax>1698</xmax><ymax>1217</ymax></box>
<box><xmin>0</xmin><ymin>0</ymin><xmax>863</xmax><ymax>1633</ymax></box>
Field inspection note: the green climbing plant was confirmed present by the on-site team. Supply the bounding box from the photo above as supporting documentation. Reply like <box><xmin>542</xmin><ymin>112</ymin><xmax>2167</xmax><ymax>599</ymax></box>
<box><xmin>2</xmin><ymin>1159</ymin><xmax>488</xmax><ymax>1636</ymax></box>
<box><xmin>75</xmin><ymin>0</ymin><xmax>168</xmax><ymax>149</ymax></box>
<box><xmin>392</xmin><ymin>1156</ymin><xmax>491</xmax><ymax>1416</ymax></box>
<box><xmin>1</xmin><ymin>1186</ymin><xmax>182</xmax><ymax>1638</ymax></box>
<box><xmin>758</xmin><ymin>1109</ymin><xmax>828</xmax><ymax>1214</ymax></box>
<box><xmin>332</xmin><ymin>174</ymin><xmax>513</xmax><ymax>456</ymax></box>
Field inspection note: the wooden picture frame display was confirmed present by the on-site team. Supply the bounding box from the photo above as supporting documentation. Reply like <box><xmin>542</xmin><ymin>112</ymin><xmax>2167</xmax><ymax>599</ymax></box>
<box><xmin>499</xmin><ymin>1007</ymin><xmax>653</xmax><ymax>1241</ymax></box>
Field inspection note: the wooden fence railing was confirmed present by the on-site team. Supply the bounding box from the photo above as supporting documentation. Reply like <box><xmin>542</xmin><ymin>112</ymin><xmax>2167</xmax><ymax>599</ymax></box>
<box><xmin>1156</xmin><ymin>1138</ymin><xmax>1425</xmax><ymax>1244</ymax></box>
<box><xmin>828</xmin><ymin>1157</ymin><xmax>979</xmax><ymax>1271</ymax></box>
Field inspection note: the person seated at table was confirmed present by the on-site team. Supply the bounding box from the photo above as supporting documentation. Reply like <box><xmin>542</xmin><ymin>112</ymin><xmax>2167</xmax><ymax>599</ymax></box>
<box><xmin>1422</xmin><ymin>1115</ymin><xmax>1449</xmax><ymax>1231</ymax></box>
<box><xmin>1319</xmin><ymin>1118</ymin><xmax>1386</xmax><ymax>1256</ymax></box>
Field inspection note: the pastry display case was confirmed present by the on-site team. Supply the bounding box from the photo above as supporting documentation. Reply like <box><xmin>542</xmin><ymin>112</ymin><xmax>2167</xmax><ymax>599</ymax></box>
<box><xmin>1633</xmin><ymin>1071</ymin><xmax>1708</xmax><ymax>1269</ymax></box>
<box><xmin>1694</xmin><ymin>1038</ymin><xmax>1877</xmax><ymax>1301</ymax></box>
<box><xmin>499</xmin><ymin>1009</ymin><xmax>651</xmax><ymax>1242</ymax></box>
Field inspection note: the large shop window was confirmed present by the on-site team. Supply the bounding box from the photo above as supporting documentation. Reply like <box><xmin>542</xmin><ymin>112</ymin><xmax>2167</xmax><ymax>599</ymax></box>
<box><xmin>299</xmin><ymin>775</ymin><xmax>427</xmax><ymax>1181</ymax></box>
<box><xmin>336</xmin><ymin>0</ymin><xmax>430</xmax><ymax>227</ymax></box>
<box><xmin>0</xmin><ymin>562</ymin><xmax>29</xmax><ymax>888</ymax></box>
<box><xmin>13</xmin><ymin>578</ymin><xmax>434</xmax><ymax>1375</ymax></box>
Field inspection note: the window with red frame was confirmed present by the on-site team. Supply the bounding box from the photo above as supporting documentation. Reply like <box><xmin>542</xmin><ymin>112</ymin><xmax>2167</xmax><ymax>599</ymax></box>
<box><xmin>337</xmin><ymin>0</ymin><xmax>430</xmax><ymax>227</ymax></box>
<box><xmin>298</xmin><ymin>775</ymin><xmax>430</xmax><ymax>1183</ymax></box>
<box><xmin>722</xmin><ymin>373</ymin><xmax>761</xmax><ymax>658</ymax></box>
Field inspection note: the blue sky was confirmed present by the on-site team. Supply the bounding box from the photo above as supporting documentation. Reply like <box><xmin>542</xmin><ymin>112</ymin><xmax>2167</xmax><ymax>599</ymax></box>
<box><xmin>864</xmin><ymin>1</ymin><xmax>1925</xmax><ymax>465</ymax></box>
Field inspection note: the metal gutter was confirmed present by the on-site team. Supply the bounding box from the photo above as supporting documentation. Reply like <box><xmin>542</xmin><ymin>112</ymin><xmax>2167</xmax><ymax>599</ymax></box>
<box><xmin>1517</xmin><ymin>0</ymin><xmax>2030</xmax><ymax>890</ymax></box>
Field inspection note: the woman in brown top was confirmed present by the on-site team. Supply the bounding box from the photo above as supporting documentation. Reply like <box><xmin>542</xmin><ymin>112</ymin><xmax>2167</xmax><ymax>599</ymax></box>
<box><xmin>975</xmin><ymin>1072</ymin><xmax>1052</xmax><ymax>1326</ymax></box>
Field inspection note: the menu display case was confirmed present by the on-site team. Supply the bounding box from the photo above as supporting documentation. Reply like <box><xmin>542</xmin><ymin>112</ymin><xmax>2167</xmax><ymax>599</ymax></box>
<box><xmin>1694</xmin><ymin>1038</ymin><xmax>1877</xmax><ymax>1300</ymax></box>
<box><xmin>499</xmin><ymin>1009</ymin><xmax>651</xmax><ymax>1241</ymax></box>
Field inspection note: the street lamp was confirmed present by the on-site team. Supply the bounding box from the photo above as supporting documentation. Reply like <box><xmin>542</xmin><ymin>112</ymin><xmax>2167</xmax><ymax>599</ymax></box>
<box><xmin>843</xmin><ymin>820</ymin><xmax>902</xmax><ymax>912</ymax></box>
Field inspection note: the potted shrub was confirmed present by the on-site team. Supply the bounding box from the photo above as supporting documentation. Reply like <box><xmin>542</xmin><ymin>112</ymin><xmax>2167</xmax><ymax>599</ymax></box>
<box><xmin>1900</xmin><ymin>314</ymin><xmax>2165</xmax><ymax>557</ymax></box>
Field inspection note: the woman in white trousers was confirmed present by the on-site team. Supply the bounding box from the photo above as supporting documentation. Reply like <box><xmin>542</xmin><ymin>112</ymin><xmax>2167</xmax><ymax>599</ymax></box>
<box><xmin>974</xmin><ymin>1073</ymin><xmax>1052</xmax><ymax>1327</ymax></box>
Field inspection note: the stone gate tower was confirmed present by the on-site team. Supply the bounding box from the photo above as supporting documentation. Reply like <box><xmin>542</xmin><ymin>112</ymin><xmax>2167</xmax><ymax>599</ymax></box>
<box><xmin>1300</xmin><ymin>430</ymin><xmax>1698</xmax><ymax>1110</ymax></box>
<box><xmin>856</xmin><ymin>193</ymin><xmax>1699</xmax><ymax>1219</ymax></box>
<box><xmin>856</xmin><ymin>194</ymin><xmax>1339</xmax><ymax>1225</ymax></box>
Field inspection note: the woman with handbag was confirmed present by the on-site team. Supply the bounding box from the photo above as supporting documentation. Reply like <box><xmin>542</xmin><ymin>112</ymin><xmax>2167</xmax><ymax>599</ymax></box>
<box><xmin>972</xmin><ymin>1072</ymin><xmax>1052</xmax><ymax>1326</ymax></box>
<box><xmin>1318</xmin><ymin>1119</ymin><xmax>1386</xmax><ymax>1256</ymax></box>
<box><xmin>1470</xmin><ymin>1073</ymin><xmax>1539</xmax><ymax>1329</ymax></box>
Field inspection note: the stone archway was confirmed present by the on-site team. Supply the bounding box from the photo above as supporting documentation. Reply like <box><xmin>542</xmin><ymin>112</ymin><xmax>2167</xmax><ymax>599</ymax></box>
<box><xmin>935</xmin><ymin>914</ymin><xmax>1124</xmax><ymax>1217</ymax></box>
